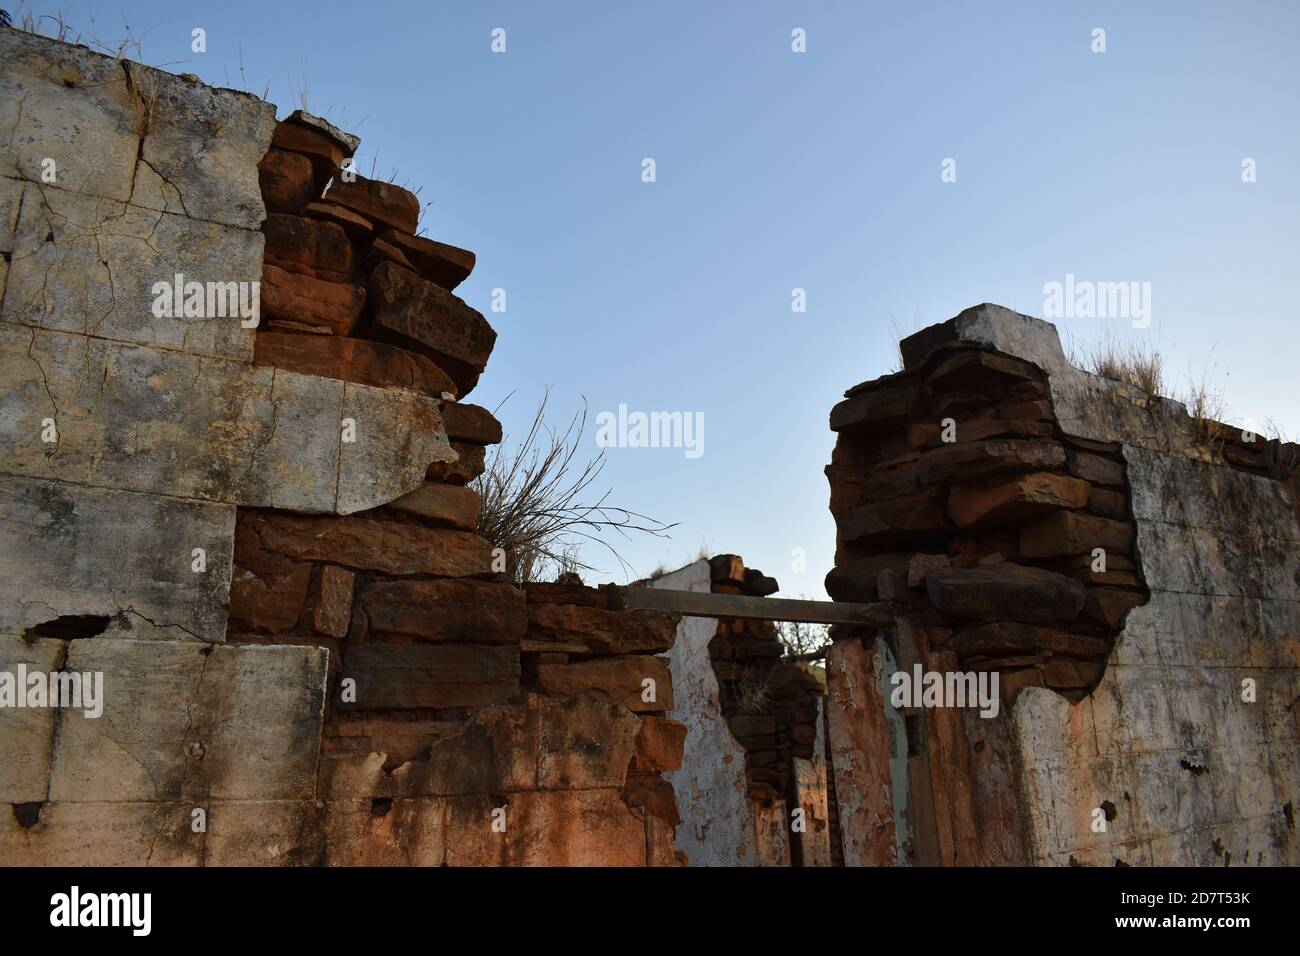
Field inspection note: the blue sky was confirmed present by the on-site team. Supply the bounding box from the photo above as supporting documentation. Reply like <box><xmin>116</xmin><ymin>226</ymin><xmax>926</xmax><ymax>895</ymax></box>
<box><xmin>23</xmin><ymin>0</ymin><xmax>1300</xmax><ymax>596</ymax></box>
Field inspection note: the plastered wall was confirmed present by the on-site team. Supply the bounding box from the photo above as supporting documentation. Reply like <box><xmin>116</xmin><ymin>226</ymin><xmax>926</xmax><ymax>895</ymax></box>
<box><xmin>824</xmin><ymin>305</ymin><xmax>1299</xmax><ymax>866</ymax></box>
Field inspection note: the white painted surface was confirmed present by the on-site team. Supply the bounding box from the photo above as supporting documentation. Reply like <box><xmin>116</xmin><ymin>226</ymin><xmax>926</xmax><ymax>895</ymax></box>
<box><xmin>653</xmin><ymin>561</ymin><xmax>780</xmax><ymax>865</ymax></box>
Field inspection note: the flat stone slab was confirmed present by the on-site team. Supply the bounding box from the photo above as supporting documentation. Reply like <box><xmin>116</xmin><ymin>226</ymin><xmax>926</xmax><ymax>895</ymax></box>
<box><xmin>3</xmin><ymin>183</ymin><xmax>261</xmax><ymax>361</ymax></box>
<box><xmin>0</xmin><ymin>30</ymin><xmax>274</xmax><ymax>229</ymax></box>
<box><xmin>0</xmin><ymin>325</ymin><xmax>453</xmax><ymax>514</ymax></box>
<box><xmin>0</xmin><ymin>800</ymin><xmax>201</xmax><ymax>866</ymax></box>
<box><xmin>0</xmin><ymin>476</ymin><xmax>235</xmax><ymax>641</ymax></box>
<box><xmin>1126</xmin><ymin>446</ymin><xmax>1300</xmax><ymax>541</ymax></box>
<box><xmin>284</xmin><ymin>109</ymin><xmax>361</xmax><ymax>155</ymax></box>
<box><xmin>48</xmin><ymin>640</ymin><xmax>327</xmax><ymax>802</ymax></box>
<box><xmin>360</xmin><ymin>578</ymin><xmax>526</xmax><ymax>643</ymax></box>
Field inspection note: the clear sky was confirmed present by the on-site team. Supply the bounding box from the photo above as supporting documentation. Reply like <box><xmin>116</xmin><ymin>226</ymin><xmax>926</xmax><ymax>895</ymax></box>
<box><xmin>21</xmin><ymin>0</ymin><xmax>1300</xmax><ymax>596</ymax></box>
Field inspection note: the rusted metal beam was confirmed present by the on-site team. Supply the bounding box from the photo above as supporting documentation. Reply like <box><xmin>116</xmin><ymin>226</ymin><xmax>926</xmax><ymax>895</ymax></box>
<box><xmin>604</xmin><ymin>586</ymin><xmax>899</xmax><ymax>626</ymax></box>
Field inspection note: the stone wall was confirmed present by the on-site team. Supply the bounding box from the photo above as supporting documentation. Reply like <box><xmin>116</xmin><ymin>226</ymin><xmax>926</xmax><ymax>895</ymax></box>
<box><xmin>0</xmin><ymin>31</ymin><xmax>683</xmax><ymax>866</ymax></box>
<box><xmin>823</xmin><ymin>304</ymin><xmax>1299</xmax><ymax>866</ymax></box>
<box><xmin>5</xmin><ymin>31</ymin><xmax>1293</xmax><ymax>869</ymax></box>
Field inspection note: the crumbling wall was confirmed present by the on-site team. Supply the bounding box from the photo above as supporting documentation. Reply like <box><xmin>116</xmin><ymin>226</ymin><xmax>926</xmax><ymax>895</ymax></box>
<box><xmin>0</xmin><ymin>32</ymin><xmax>683</xmax><ymax>866</ymax></box>
<box><xmin>824</xmin><ymin>304</ymin><xmax>1299</xmax><ymax>866</ymax></box>
<box><xmin>653</xmin><ymin>556</ymin><xmax>832</xmax><ymax>866</ymax></box>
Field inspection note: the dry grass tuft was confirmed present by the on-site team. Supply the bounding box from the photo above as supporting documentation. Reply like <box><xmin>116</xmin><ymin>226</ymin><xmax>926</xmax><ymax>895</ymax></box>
<box><xmin>473</xmin><ymin>389</ymin><xmax>676</xmax><ymax>584</ymax></box>
<box><xmin>1066</xmin><ymin>335</ymin><xmax>1249</xmax><ymax>454</ymax></box>
<box><xmin>733</xmin><ymin>667</ymin><xmax>774</xmax><ymax>715</ymax></box>
<box><xmin>1074</xmin><ymin>334</ymin><xmax>1165</xmax><ymax>397</ymax></box>
<box><xmin>1179</xmin><ymin>360</ymin><xmax>1229</xmax><ymax>447</ymax></box>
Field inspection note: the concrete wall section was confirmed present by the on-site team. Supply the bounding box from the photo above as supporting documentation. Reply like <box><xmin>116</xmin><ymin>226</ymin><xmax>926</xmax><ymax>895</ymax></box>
<box><xmin>654</xmin><ymin>560</ymin><xmax>777</xmax><ymax>865</ymax></box>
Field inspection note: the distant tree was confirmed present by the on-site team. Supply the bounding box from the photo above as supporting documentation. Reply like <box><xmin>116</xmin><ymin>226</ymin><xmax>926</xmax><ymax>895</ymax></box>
<box><xmin>776</xmin><ymin>606</ymin><xmax>831</xmax><ymax>661</ymax></box>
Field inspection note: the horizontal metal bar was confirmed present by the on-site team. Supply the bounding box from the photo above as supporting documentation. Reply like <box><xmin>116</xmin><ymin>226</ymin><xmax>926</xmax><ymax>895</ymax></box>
<box><xmin>605</xmin><ymin>586</ymin><xmax>899</xmax><ymax>626</ymax></box>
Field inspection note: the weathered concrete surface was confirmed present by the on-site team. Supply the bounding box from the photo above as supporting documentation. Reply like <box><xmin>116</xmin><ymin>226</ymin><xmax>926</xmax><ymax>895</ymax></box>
<box><xmin>1</xmin><ymin>29</ymin><xmax>275</xmax><ymax>228</ymax></box>
<box><xmin>205</xmin><ymin>800</ymin><xmax>322</xmax><ymax>866</ymax></box>
<box><xmin>1010</xmin><ymin>449</ymin><xmax>1299</xmax><ymax>865</ymax></box>
<box><xmin>0</xmin><ymin>324</ymin><xmax>452</xmax><ymax>513</ymax></box>
<box><xmin>654</xmin><ymin>561</ymin><xmax>785</xmax><ymax>865</ymax></box>
<box><xmin>2</xmin><ymin>181</ymin><xmax>263</xmax><ymax>360</ymax></box>
<box><xmin>1</xmin><ymin>30</ymin><xmax>274</xmax><ymax>361</ymax></box>
<box><xmin>0</xmin><ymin>476</ymin><xmax>235</xmax><ymax>641</ymax></box>
<box><xmin>0</xmin><ymin>801</ymin><xmax>201</xmax><ymax>866</ymax></box>
<box><xmin>826</xmin><ymin>636</ymin><xmax>901</xmax><ymax>865</ymax></box>
<box><xmin>792</xmin><ymin>697</ymin><xmax>833</xmax><ymax>866</ymax></box>
<box><xmin>1</xmin><ymin>31</ymin><xmax>146</xmax><ymax>205</ymax></box>
<box><xmin>48</xmin><ymin>641</ymin><xmax>327</xmax><ymax>802</ymax></box>
<box><xmin>0</xmin><ymin>36</ymin><xmax>456</xmax><ymax>659</ymax></box>
<box><xmin>1</xmin><ymin>641</ymin><xmax>326</xmax><ymax>865</ymax></box>
<box><xmin>0</xmin><ymin>635</ymin><xmax>65</xmax><ymax>803</ymax></box>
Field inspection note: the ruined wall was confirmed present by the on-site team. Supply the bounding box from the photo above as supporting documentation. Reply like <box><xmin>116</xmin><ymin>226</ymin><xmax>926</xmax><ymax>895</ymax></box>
<box><xmin>0</xmin><ymin>31</ymin><xmax>683</xmax><ymax>866</ymax></box>
<box><xmin>653</xmin><ymin>556</ymin><xmax>832</xmax><ymax>866</ymax></box>
<box><xmin>824</xmin><ymin>304</ymin><xmax>1299</xmax><ymax>866</ymax></box>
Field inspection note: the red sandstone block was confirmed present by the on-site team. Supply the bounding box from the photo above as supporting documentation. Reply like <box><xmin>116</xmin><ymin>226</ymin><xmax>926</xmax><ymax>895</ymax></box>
<box><xmin>263</xmin><ymin>213</ymin><xmax>354</xmax><ymax>282</ymax></box>
<box><xmin>375</xmin><ymin>228</ymin><xmax>475</xmax><ymax>291</ymax></box>
<box><xmin>261</xmin><ymin>263</ymin><xmax>365</xmax><ymax>335</ymax></box>
<box><xmin>258</xmin><ymin>148</ymin><xmax>318</xmax><ymax>214</ymax></box>
<box><xmin>367</xmin><ymin>261</ymin><xmax>497</xmax><ymax>396</ymax></box>
<box><xmin>253</xmin><ymin>331</ymin><xmax>456</xmax><ymax>398</ymax></box>
<box><xmin>325</xmin><ymin>174</ymin><xmax>420</xmax><ymax>234</ymax></box>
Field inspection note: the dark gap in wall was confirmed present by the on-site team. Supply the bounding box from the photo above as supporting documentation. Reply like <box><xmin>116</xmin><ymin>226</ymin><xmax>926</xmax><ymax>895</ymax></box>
<box><xmin>12</xmin><ymin>802</ymin><xmax>43</xmax><ymax>828</ymax></box>
<box><xmin>904</xmin><ymin>713</ymin><xmax>925</xmax><ymax>758</ymax></box>
<box><xmin>24</xmin><ymin>614</ymin><xmax>110</xmax><ymax>640</ymax></box>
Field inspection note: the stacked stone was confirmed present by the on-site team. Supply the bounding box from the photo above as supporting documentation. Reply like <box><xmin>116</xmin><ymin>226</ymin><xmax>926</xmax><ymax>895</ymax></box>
<box><xmin>825</xmin><ymin>342</ymin><xmax>1150</xmax><ymax>702</ymax></box>
<box><xmin>522</xmin><ymin>582</ymin><xmax>687</xmax><ymax>849</ymax></box>
<box><xmin>704</xmin><ymin>556</ymin><xmax>823</xmax><ymax>802</ymax></box>
<box><xmin>254</xmin><ymin>110</ymin><xmax>491</xmax><ymax>399</ymax></box>
<box><xmin>224</xmin><ymin>115</ymin><xmax>686</xmax><ymax>864</ymax></box>
<box><xmin>230</xmin><ymin>110</ymin><xmax>506</xmax><ymax>729</ymax></box>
